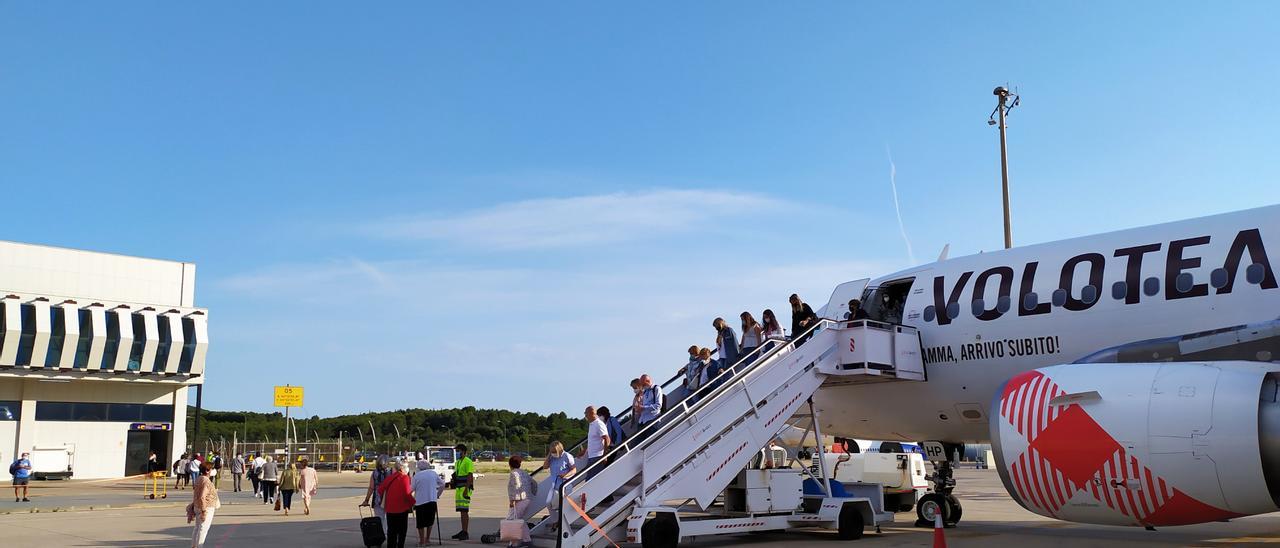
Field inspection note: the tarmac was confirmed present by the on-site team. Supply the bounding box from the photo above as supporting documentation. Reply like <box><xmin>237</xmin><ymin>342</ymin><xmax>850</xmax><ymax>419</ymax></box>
<box><xmin>1</xmin><ymin>467</ymin><xmax>1278</xmax><ymax>546</ymax></box>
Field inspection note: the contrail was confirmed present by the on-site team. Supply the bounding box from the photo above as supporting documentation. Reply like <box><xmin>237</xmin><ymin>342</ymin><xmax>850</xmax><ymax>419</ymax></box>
<box><xmin>886</xmin><ymin>146</ymin><xmax>916</xmax><ymax>265</ymax></box>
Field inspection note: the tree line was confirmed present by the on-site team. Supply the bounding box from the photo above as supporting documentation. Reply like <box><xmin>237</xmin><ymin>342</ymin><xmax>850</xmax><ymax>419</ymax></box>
<box><xmin>187</xmin><ymin>406</ymin><xmax>587</xmax><ymax>457</ymax></box>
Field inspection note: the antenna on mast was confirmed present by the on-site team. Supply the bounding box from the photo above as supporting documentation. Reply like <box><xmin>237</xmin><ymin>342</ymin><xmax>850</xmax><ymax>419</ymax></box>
<box><xmin>988</xmin><ymin>86</ymin><xmax>1020</xmax><ymax>249</ymax></box>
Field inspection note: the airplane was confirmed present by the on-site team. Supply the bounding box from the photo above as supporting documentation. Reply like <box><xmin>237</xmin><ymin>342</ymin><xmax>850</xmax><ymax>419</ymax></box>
<box><xmin>811</xmin><ymin>203</ymin><xmax>1280</xmax><ymax>529</ymax></box>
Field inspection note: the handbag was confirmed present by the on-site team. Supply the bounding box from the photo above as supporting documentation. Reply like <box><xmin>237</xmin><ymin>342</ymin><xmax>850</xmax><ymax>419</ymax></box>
<box><xmin>499</xmin><ymin>508</ymin><xmax>525</xmax><ymax>542</ymax></box>
<box><xmin>274</xmin><ymin>496</ymin><xmax>282</xmax><ymax>511</ymax></box>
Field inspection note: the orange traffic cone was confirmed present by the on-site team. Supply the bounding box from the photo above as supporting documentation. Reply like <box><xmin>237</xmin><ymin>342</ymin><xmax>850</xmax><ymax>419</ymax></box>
<box><xmin>932</xmin><ymin>510</ymin><xmax>947</xmax><ymax>548</ymax></box>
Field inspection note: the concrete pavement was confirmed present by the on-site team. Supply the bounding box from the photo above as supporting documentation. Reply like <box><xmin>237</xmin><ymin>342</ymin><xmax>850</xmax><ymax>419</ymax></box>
<box><xmin>2</xmin><ymin>468</ymin><xmax>1280</xmax><ymax>546</ymax></box>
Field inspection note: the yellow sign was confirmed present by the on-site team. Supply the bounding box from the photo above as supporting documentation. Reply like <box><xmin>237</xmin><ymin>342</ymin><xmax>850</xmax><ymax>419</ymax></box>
<box><xmin>274</xmin><ymin>386</ymin><xmax>304</xmax><ymax>407</ymax></box>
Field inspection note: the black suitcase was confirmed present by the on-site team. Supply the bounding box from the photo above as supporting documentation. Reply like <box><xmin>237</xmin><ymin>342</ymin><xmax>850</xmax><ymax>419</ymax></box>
<box><xmin>359</xmin><ymin>506</ymin><xmax>385</xmax><ymax>547</ymax></box>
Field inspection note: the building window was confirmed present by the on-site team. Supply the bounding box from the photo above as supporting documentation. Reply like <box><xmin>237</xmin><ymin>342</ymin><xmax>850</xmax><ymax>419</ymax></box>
<box><xmin>0</xmin><ymin>401</ymin><xmax>19</xmax><ymax>421</ymax></box>
<box><xmin>100</xmin><ymin>312</ymin><xmax>121</xmax><ymax>370</ymax></box>
<box><xmin>73</xmin><ymin>310</ymin><xmax>94</xmax><ymax>369</ymax></box>
<box><xmin>153</xmin><ymin>317</ymin><xmax>172</xmax><ymax>372</ymax></box>
<box><xmin>45</xmin><ymin>307</ymin><xmax>66</xmax><ymax>368</ymax></box>
<box><xmin>179</xmin><ymin>317</ymin><xmax>197</xmax><ymax>373</ymax></box>
<box><xmin>15</xmin><ymin>304</ymin><xmax>37</xmax><ymax>366</ymax></box>
<box><xmin>35</xmin><ymin>401</ymin><xmax>172</xmax><ymax>422</ymax></box>
<box><xmin>128</xmin><ymin>314</ymin><xmax>146</xmax><ymax>371</ymax></box>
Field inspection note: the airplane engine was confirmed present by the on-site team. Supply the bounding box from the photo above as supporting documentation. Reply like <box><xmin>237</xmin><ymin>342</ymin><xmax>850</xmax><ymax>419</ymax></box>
<box><xmin>988</xmin><ymin>361</ymin><xmax>1280</xmax><ymax>527</ymax></box>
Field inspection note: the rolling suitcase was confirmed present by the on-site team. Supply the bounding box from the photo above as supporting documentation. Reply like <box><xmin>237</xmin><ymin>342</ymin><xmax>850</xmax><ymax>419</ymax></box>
<box><xmin>359</xmin><ymin>506</ymin><xmax>385</xmax><ymax>547</ymax></box>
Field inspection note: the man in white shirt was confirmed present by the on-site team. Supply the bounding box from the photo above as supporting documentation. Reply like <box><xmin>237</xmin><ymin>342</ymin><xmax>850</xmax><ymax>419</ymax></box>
<box><xmin>252</xmin><ymin>454</ymin><xmax>266</xmax><ymax>496</ymax></box>
<box><xmin>581</xmin><ymin>406</ymin><xmax>610</xmax><ymax>481</ymax></box>
<box><xmin>410</xmin><ymin>460</ymin><xmax>447</xmax><ymax>547</ymax></box>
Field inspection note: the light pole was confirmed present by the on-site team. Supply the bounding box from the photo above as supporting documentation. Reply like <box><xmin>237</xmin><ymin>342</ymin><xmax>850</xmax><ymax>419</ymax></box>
<box><xmin>989</xmin><ymin>86</ymin><xmax>1020</xmax><ymax>249</ymax></box>
<box><xmin>497</xmin><ymin>421</ymin><xmax>509</xmax><ymax>457</ymax></box>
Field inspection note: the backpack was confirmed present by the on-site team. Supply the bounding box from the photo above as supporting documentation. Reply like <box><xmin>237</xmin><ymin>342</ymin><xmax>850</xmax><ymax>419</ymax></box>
<box><xmin>8</xmin><ymin>460</ymin><xmax>17</xmax><ymax>475</ymax></box>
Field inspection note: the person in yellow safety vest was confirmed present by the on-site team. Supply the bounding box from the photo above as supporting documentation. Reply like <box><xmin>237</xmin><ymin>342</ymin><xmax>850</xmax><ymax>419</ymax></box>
<box><xmin>449</xmin><ymin>444</ymin><xmax>475</xmax><ymax>541</ymax></box>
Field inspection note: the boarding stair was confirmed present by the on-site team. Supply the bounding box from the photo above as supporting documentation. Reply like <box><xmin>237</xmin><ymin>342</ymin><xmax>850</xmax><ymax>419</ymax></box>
<box><xmin>516</xmin><ymin>318</ymin><xmax>926</xmax><ymax>547</ymax></box>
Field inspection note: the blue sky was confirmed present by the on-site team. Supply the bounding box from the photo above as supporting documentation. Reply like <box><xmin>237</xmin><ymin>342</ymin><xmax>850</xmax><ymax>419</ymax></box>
<box><xmin>2</xmin><ymin>2</ymin><xmax>1278</xmax><ymax>416</ymax></box>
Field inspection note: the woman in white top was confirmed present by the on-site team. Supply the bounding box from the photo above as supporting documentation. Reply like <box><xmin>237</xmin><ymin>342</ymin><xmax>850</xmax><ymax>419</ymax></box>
<box><xmin>739</xmin><ymin>311</ymin><xmax>764</xmax><ymax>362</ymax></box>
<box><xmin>506</xmin><ymin>455</ymin><xmax>536</xmax><ymax>548</ymax></box>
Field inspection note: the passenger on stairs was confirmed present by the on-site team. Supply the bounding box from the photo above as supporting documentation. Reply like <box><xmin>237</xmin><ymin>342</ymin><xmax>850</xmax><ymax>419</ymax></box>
<box><xmin>740</xmin><ymin>312</ymin><xmax>763</xmax><ymax>364</ymax></box>
<box><xmin>790</xmin><ymin>294</ymin><xmax>818</xmax><ymax>346</ymax></box>
<box><xmin>761</xmin><ymin>309</ymin><xmax>785</xmax><ymax>341</ymax></box>
<box><xmin>629</xmin><ymin>378</ymin><xmax>644</xmax><ymax>436</ymax></box>
<box><xmin>581</xmin><ymin>406</ymin><xmax>611</xmax><ymax>480</ymax></box>
<box><xmin>680</xmin><ymin>345</ymin><xmax>701</xmax><ymax>394</ymax></box>
<box><xmin>714</xmin><ymin>317</ymin><xmax>740</xmax><ymax>375</ymax></box>
<box><xmin>597</xmin><ymin>407</ymin><xmax>626</xmax><ymax>458</ymax></box>
<box><xmin>543</xmin><ymin>441</ymin><xmax>577</xmax><ymax>519</ymax></box>
<box><xmin>844</xmin><ymin>299</ymin><xmax>866</xmax><ymax>321</ymax></box>
<box><xmin>685</xmin><ymin>348</ymin><xmax>714</xmax><ymax>405</ymax></box>
<box><xmin>632</xmin><ymin>375</ymin><xmax>665</xmax><ymax>444</ymax></box>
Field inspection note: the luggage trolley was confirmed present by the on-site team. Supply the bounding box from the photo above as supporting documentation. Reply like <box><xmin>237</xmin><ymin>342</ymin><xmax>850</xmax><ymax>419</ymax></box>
<box><xmin>144</xmin><ymin>471</ymin><xmax>168</xmax><ymax>499</ymax></box>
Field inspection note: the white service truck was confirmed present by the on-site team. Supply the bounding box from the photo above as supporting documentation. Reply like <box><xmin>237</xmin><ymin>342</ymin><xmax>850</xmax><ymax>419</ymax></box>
<box><xmin>813</xmin><ymin>450</ymin><xmax>928</xmax><ymax>513</ymax></box>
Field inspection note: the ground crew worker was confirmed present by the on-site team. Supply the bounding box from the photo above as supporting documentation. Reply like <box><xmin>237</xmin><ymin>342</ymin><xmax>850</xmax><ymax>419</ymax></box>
<box><xmin>449</xmin><ymin>444</ymin><xmax>475</xmax><ymax>541</ymax></box>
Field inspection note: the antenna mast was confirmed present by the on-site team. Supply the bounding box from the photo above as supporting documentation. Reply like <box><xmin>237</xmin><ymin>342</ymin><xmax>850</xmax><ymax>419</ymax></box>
<box><xmin>989</xmin><ymin>86</ymin><xmax>1020</xmax><ymax>249</ymax></box>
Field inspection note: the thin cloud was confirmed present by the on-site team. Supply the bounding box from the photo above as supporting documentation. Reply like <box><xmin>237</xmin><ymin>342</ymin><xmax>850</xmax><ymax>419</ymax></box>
<box><xmin>360</xmin><ymin>189</ymin><xmax>790</xmax><ymax>249</ymax></box>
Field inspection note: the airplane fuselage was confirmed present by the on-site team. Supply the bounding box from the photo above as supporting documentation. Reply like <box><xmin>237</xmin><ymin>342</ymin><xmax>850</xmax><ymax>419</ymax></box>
<box><xmin>815</xmin><ymin>205</ymin><xmax>1280</xmax><ymax>444</ymax></box>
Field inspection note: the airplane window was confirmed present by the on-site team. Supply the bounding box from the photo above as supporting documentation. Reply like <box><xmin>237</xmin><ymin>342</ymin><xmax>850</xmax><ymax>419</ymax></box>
<box><xmin>1210</xmin><ymin>268</ymin><xmax>1229</xmax><ymax>289</ymax></box>
<box><xmin>1247</xmin><ymin>263</ymin><xmax>1266</xmax><ymax>285</ymax></box>
<box><xmin>1051</xmin><ymin>289</ymin><xmax>1067</xmax><ymax>307</ymax></box>
<box><xmin>1081</xmin><ymin>284</ymin><xmax>1099</xmax><ymax>304</ymax></box>
<box><xmin>1143</xmin><ymin>277</ymin><xmax>1160</xmax><ymax>297</ymax></box>
<box><xmin>1175</xmin><ymin>272</ymin><xmax>1194</xmax><ymax>293</ymax></box>
<box><xmin>1022</xmin><ymin>292</ymin><xmax>1039</xmax><ymax>311</ymax></box>
<box><xmin>922</xmin><ymin>306</ymin><xmax>936</xmax><ymax>322</ymax></box>
<box><xmin>971</xmin><ymin>299</ymin><xmax>985</xmax><ymax>317</ymax></box>
<box><xmin>945</xmin><ymin>302</ymin><xmax>960</xmax><ymax>320</ymax></box>
<box><xmin>1112</xmin><ymin>281</ymin><xmax>1127</xmax><ymax>300</ymax></box>
<box><xmin>996</xmin><ymin>296</ymin><xmax>1011</xmax><ymax>313</ymax></box>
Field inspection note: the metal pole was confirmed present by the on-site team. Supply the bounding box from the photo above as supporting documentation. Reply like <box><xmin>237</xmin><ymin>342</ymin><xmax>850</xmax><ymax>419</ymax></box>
<box><xmin>807</xmin><ymin>398</ymin><xmax>833</xmax><ymax>497</ymax></box>
<box><xmin>994</xmin><ymin>86</ymin><xmax>1014</xmax><ymax>249</ymax></box>
<box><xmin>194</xmin><ymin>385</ymin><xmax>203</xmax><ymax>453</ymax></box>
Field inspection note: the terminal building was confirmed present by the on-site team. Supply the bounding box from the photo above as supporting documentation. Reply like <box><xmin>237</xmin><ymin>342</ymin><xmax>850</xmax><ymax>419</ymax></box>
<box><xmin>0</xmin><ymin>241</ymin><xmax>208</xmax><ymax>479</ymax></box>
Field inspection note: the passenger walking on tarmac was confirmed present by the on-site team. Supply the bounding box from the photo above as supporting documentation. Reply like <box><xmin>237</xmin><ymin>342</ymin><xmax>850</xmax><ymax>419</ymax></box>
<box><xmin>10</xmin><ymin>451</ymin><xmax>31</xmax><ymax>502</ymax></box>
<box><xmin>580</xmin><ymin>406</ymin><xmax>611</xmax><ymax>480</ymax></box>
<box><xmin>506</xmin><ymin>455</ymin><xmax>535</xmax><ymax>548</ymax></box>
<box><xmin>278</xmin><ymin>461</ymin><xmax>299</xmax><ymax>515</ymax></box>
<box><xmin>231</xmin><ymin>453</ymin><xmax>245</xmax><ymax>493</ymax></box>
<box><xmin>542</xmin><ymin>441</ymin><xmax>576</xmax><ymax>521</ymax></box>
<box><xmin>376</xmin><ymin>459</ymin><xmax>415</xmax><ymax>548</ymax></box>
<box><xmin>211</xmin><ymin>452</ymin><xmax>223</xmax><ymax>489</ymax></box>
<box><xmin>188</xmin><ymin>462</ymin><xmax>220</xmax><ymax>548</ymax></box>
<box><xmin>450</xmin><ymin>444</ymin><xmax>476</xmax><ymax>541</ymax></box>
<box><xmin>359</xmin><ymin>456</ymin><xmax>392</xmax><ymax>520</ymax></box>
<box><xmin>790</xmin><ymin>294</ymin><xmax>818</xmax><ymax>345</ymax></box>
<box><xmin>761</xmin><ymin>309</ymin><xmax>785</xmax><ymax>341</ymax></box>
<box><xmin>740</xmin><ymin>312</ymin><xmax>763</xmax><ymax>362</ymax></box>
<box><xmin>254</xmin><ymin>450</ymin><xmax>267</xmax><ymax>494</ymax></box>
<box><xmin>298</xmin><ymin>458</ymin><xmax>319</xmax><ymax>516</ymax></box>
<box><xmin>259</xmin><ymin>455</ymin><xmax>279</xmax><ymax>504</ymax></box>
<box><xmin>188</xmin><ymin>453</ymin><xmax>202</xmax><ymax>488</ymax></box>
<box><xmin>174</xmin><ymin>453</ymin><xmax>189</xmax><ymax>490</ymax></box>
<box><xmin>147</xmin><ymin>450</ymin><xmax>163</xmax><ymax>474</ymax></box>
<box><xmin>411</xmin><ymin>459</ymin><xmax>446</xmax><ymax>547</ymax></box>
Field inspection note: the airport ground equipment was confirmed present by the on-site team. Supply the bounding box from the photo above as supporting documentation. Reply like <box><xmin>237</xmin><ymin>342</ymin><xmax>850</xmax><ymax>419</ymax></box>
<box><xmin>143</xmin><ymin>470</ymin><xmax>168</xmax><ymax>499</ymax></box>
<box><xmin>814</xmin><ymin>451</ymin><xmax>928</xmax><ymax>513</ymax></box>
<box><xmin>496</xmin><ymin>318</ymin><xmax>926</xmax><ymax>546</ymax></box>
<box><xmin>29</xmin><ymin>446</ymin><xmax>74</xmax><ymax>480</ymax></box>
